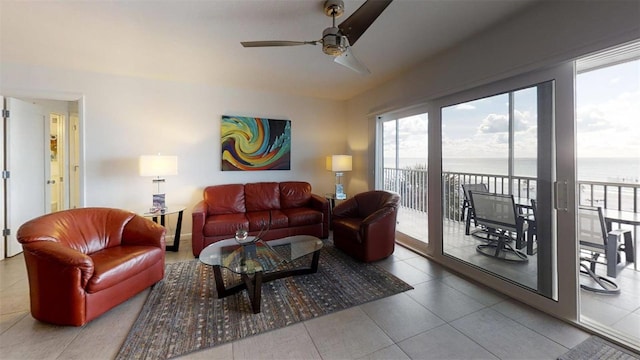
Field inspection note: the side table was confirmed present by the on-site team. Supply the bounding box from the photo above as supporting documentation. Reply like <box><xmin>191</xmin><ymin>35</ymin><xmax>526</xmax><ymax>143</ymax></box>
<box><xmin>140</xmin><ymin>205</ymin><xmax>186</xmax><ymax>252</ymax></box>
<box><xmin>325</xmin><ymin>194</ymin><xmax>346</xmax><ymax>229</ymax></box>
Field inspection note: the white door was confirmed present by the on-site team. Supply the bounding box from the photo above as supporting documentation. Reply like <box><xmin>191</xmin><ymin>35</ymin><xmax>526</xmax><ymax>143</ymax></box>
<box><xmin>5</xmin><ymin>97</ymin><xmax>48</xmax><ymax>257</ymax></box>
<box><xmin>0</xmin><ymin>96</ymin><xmax>4</xmax><ymax>258</ymax></box>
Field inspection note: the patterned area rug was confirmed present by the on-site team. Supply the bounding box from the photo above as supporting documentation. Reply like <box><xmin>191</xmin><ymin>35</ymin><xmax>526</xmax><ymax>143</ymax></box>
<box><xmin>558</xmin><ymin>336</ymin><xmax>640</xmax><ymax>360</ymax></box>
<box><xmin>116</xmin><ymin>244</ymin><xmax>413</xmax><ymax>359</ymax></box>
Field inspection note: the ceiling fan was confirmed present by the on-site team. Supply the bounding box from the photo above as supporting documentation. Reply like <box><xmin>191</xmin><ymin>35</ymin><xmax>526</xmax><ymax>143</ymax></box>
<box><xmin>241</xmin><ymin>0</ymin><xmax>393</xmax><ymax>75</ymax></box>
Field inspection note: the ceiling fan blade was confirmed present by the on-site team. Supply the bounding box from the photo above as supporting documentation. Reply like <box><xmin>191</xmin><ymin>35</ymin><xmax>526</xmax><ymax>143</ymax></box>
<box><xmin>334</xmin><ymin>47</ymin><xmax>370</xmax><ymax>75</ymax></box>
<box><xmin>338</xmin><ymin>0</ymin><xmax>392</xmax><ymax>46</ymax></box>
<box><xmin>241</xmin><ymin>40</ymin><xmax>317</xmax><ymax>47</ymax></box>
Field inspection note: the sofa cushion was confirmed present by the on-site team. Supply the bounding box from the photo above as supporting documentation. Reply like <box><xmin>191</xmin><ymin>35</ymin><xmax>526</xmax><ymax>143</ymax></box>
<box><xmin>204</xmin><ymin>184</ymin><xmax>246</xmax><ymax>215</ymax></box>
<box><xmin>86</xmin><ymin>245</ymin><xmax>163</xmax><ymax>293</ymax></box>
<box><xmin>280</xmin><ymin>182</ymin><xmax>312</xmax><ymax>209</ymax></box>
<box><xmin>245</xmin><ymin>182</ymin><xmax>280</xmax><ymax>211</ymax></box>
<box><xmin>282</xmin><ymin>208</ymin><xmax>323</xmax><ymax>227</ymax></box>
<box><xmin>203</xmin><ymin>213</ymin><xmax>249</xmax><ymax>237</ymax></box>
<box><xmin>246</xmin><ymin>210</ymin><xmax>288</xmax><ymax>230</ymax></box>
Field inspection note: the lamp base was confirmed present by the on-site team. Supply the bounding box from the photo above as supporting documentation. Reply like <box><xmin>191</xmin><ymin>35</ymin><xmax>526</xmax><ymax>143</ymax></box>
<box><xmin>335</xmin><ymin>184</ymin><xmax>346</xmax><ymax>200</ymax></box>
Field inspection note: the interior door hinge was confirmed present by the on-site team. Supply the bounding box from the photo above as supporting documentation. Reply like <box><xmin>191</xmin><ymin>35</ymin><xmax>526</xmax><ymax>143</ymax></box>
<box><xmin>2</xmin><ymin>229</ymin><xmax>10</xmax><ymax>236</ymax></box>
<box><xmin>2</xmin><ymin>170</ymin><xmax>9</xmax><ymax>179</ymax></box>
<box><xmin>2</xmin><ymin>109</ymin><xmax>9</xmax><ymax>118</ymax></box>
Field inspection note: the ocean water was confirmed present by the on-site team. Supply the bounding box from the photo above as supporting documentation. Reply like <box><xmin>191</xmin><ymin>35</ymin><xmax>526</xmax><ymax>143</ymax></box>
<box><xmin>389</xmin><ymin>157</ymin><xmax>639</xmax><ymax>184</ymax></box>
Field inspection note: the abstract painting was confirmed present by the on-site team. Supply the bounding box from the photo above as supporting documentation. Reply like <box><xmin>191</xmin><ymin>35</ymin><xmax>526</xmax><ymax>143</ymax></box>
<box><xmin>221</xmin><ymin>115</ymin><xmax>291</xmax><ymax>171</ymax></box>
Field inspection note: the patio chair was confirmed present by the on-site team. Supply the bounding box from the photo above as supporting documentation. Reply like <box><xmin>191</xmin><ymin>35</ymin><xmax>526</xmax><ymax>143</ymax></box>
<box><xmin>578</xmin><ymin>206</ymin><xmax>631</xmax><ymax>294</ymax></box>
<box><xmin>461</xmin><ymin>183</ymin><xmax>489</xmax><ymax>235</ymax></box>
<box><xmin>468</xmin><ymin>191</ymin><xmax>528</xmax><ymax>262</ymax></box>
<box><xmin>524</xmin><ymin>199</ymin><xmax>537</xmax><ymax>255</ymax></box>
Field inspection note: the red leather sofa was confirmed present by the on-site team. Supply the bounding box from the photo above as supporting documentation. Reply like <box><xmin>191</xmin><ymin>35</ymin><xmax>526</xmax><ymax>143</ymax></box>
<box><xmin>17</xmin><ymin>208</ymin><xmax>166</xmax><ymax>326</ymax></box>
<box><xmin>192</xmin><ymin>181</ymin><xmax>329</xmax><ymax>256</ymax></box>
<box><xmin>332</xmin><ymin>190</ymin><xmax>400</xmax><ymax>262</ymax></box>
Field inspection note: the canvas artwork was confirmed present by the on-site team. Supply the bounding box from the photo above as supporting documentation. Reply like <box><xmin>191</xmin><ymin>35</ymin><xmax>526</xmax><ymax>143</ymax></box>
<box><xmin>221</xmin><ymin>115</ymin><xmax>291</xmax><ymax>171</ymax></box>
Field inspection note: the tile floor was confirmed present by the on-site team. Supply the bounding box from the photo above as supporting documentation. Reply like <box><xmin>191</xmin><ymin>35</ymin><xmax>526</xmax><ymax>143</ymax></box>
<box><xmin>0</xmin><ymin>237</ymin><xmax>606</xmax><ymax>360</ymax></box>
<box><xmin>398</xmin><ymin>208</ymin><xmax>640</xmax><ymax>345</ymax></box>
<box><xmin>440</xmin><ymin>219</ymin><xmax>640</xmax><ymax>344</ymax></box>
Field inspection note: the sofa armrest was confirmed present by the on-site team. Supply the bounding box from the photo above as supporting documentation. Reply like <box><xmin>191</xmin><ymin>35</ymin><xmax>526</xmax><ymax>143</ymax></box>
<box><xmin>192</xmin><ymin>200</ymin><xmax>207</xmax><ymax>256</ymax></box>
<box><xmin>309</xmin><ymin>194</ymin><xmax>330</xmax><ymax>238</ymax></box>
<box><xmin>121</xmin><ymin>215</ymin><xmax>166</xmax><ymax>248</ymax></box>
<box><xmin>22</xmin><ymin>241</ymin><xmax>94</xmax><ymax>288</ymax></box>
<box><xmin>361</xmin><ymin>206</ymin><xmax>398</xmax><ymax>241</ymax></box>
<box><xmin>309</xmin><ymin>193</ymin><xmax>329</xmax><ymax>211</ymax></box>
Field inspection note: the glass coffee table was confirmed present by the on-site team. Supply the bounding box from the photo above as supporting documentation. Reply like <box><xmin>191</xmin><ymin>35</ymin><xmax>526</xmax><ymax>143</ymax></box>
<box><xmin>199</xmin><ymin>235</ymin><xmax>323</xmax><ymax>313</ymax></box>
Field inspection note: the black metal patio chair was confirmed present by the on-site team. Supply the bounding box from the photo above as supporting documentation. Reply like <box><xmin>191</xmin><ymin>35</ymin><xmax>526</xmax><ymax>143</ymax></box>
<box><xmin>578</xmin><ymin>206</ymin><xmax>631</xmax><ymax>294</ymax></box>
<box><xmin>461</xmin><ymin>183</ymin><xmax>488</xmax><ymax>235</ymax></box>
<box><xmin>468</xmin><ymin>191</ymin><xmax>528</xmax><ymax>262</ymax></box>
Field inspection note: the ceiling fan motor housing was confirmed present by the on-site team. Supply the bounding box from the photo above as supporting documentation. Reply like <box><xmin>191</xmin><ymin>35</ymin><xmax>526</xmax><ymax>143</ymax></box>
<box><xmin>322</xmin><ymin>27</ymin><xmax>347</xmax><ymax>56</ymax></box>
<box><xmin>324</xmin><ymin>0</ymin><xmax>344</xmax><ymax>18</ymax></box>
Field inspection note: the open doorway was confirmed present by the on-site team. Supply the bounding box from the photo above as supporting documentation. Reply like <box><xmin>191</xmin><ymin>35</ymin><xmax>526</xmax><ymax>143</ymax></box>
<box><xmin>1</xmin><ymin>96</ymin><xmax>82</xmax><ymax>259</ymax></box>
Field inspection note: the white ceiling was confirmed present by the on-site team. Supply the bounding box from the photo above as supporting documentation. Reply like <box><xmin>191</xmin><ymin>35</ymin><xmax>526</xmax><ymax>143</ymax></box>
<box><xmin>1</xmin><ymin>0</ymin><xmax>538</xmax><ymax>100</ymax></box>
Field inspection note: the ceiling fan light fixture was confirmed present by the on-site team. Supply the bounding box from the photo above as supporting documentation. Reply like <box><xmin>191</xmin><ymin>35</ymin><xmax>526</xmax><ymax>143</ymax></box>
<box><xmin>322</xmin><ymin>27</ymin><xmax>347</xmax><ymax>56</ymax></box>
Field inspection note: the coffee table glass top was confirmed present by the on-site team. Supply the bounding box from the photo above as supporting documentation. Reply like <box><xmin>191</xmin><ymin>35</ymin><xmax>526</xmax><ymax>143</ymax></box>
<box><xmin>199</xmin><ymin>235</ymin><xmax>323</xmax><ymax>275</ymax></box>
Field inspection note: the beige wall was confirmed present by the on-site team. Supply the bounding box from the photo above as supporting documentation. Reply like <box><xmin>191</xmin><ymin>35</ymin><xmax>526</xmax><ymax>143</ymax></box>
<box><xmin>345</xmin><ymin>0</ymin><xmax>640</xmax><ymax>195</ymax></box>
<box><xmin>0</xmin><ymin>64</ymin><xmax>348</xmax><ymax>236</ymax></box>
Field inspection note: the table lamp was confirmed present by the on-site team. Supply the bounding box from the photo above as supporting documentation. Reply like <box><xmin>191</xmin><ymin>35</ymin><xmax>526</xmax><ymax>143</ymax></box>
<box><xmin>139</xmin><ymin>155</ymin><xmax>178</xmax><ymax>211</ymax></box>
<box><xmin>326</xmin><ymin>155</ymin><xmax>352</xmax><ymax>199</ymax></box>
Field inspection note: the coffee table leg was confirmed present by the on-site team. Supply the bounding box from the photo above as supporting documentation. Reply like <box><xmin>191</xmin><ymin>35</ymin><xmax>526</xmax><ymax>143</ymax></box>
<box><xmin>252</xmin><ymin>272</ymin><xmax>263</xmax><ymax>314</ymax></box>
<box><xmin>212</xmin><ymin>265</ymin><xmax>228</xmax><ymax>296</ymax></box>
<box><xmin>241</xmin><ymin>271</ymin><xmax>263</xmax><ymax>314</ymax></box>
<box><xmin>310</xmin><ymin>250</ymin><xmax>320</xmax><ymax>272</ymax></box>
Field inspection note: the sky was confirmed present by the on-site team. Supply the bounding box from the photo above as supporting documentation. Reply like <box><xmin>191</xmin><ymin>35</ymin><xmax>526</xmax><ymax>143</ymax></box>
<box><xmin>385</xmin><ymin>58</ymin><xmax>639</xmax><ymax>163</ymax></box>
<box><xmin>441</xmin><ymin>87</ymin><xmax>537</xmax><ymax>159</ymax></box>
<box><xmin>576</xmin><ymin>60</ymin><xmax>640</xmax><ymax>158</ymax></box>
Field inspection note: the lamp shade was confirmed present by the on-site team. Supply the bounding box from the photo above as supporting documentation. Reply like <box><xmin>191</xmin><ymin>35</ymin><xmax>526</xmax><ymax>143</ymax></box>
<box><xmin>139</xmin><ymin>155</ymin><xmax>178</xmax><ymax>177</ymax></box>
<box><xmin>326</xmin><ymin>155</ymin><xmax>352</xmax><ymax>172</ymax></box>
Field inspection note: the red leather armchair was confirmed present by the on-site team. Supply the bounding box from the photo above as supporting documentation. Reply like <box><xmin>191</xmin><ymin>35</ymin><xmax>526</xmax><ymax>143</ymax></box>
<box><xmin>332</xmin><ymin>190</ymin><xmax>400</xmax><ymax>262</ymax></box>
<box><xmin>17</xmin><ymin>208</ymin><xmax>166</xmax><ymax>326</ymax></box>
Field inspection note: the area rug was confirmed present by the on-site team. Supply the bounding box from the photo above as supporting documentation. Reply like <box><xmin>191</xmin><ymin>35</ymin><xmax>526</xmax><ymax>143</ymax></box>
<box><xmin>116</xmin><ymin>244</ymin><xmax>413</xmax><ymax>359</ymax></box>
<box><xmin>558</xmin><ymin>336</ymin><xmax>640</xmax><ymax>360</ymax></box>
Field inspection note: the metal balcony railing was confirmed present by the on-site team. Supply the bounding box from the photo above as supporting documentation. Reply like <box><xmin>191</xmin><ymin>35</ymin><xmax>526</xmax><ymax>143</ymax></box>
<box><xmin>384</xmin><ymin>169</ymin><xmax>639</xmax><ymax>215</ymax></box>
<box><xmin>383</xmin><ymin>167</ymin><xmax>428</xmax><ymax>212</ymax></box>
<box><xmin>382</xmin><ymin>168</ymin><xmax>639</xmax><ymax>240</ymax></box>
<box><xmin>577</xmin><ymin>180</ymin><xmax>639</xmax><ymax>212</ymax></box>
<box><xmin>441</xmin><ymin>171</ymin><xmax>537</xmax><ymax>221</ymax></box>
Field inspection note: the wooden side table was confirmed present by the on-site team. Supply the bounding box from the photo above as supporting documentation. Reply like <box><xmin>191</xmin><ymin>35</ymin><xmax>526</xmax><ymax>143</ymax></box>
<box><xmin>141</xmin><ymin>205</ymin><xmax>186</xmax><ymax>252</ymax></box>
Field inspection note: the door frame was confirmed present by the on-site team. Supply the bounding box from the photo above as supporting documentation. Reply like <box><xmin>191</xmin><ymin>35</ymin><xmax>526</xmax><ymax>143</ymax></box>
<box><xmin>426</xmin><ymin>63</ymin><xmax>579</xmax><ymax>323</ymax></box>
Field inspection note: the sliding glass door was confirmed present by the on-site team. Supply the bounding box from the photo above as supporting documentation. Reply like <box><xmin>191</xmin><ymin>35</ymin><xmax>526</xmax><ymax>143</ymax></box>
<box><xmin>575</xmin><ymin>46</ymin><xmax>640</xmax><ymax>345</ymax></box>
<box><xmin>439</xmin><ymin>81</ymin><xmax>556</xmax><ymax>298</ymax></box>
